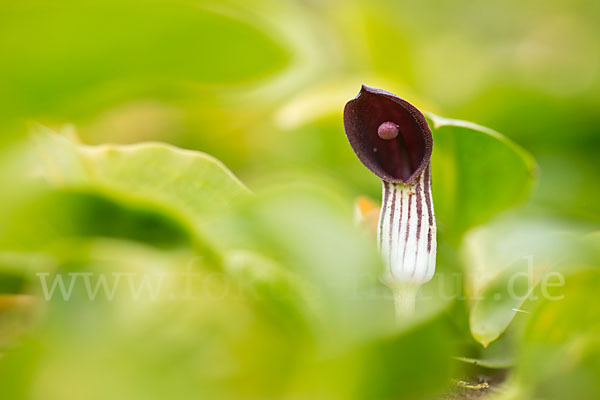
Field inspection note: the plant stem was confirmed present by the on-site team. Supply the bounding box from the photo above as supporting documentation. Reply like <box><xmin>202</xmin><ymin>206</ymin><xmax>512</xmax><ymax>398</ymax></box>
<box><xmin>391</xmin><ymin>283</ymin><xmax>420</xmax><ymax>319</ymax></box>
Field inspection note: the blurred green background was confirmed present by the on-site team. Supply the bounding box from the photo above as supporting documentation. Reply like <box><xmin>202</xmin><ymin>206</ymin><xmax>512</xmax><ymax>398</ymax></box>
<box><xmin>0</xmin><ymin>0</ymin><xmax>598</xmax><ymax>399</ymax></box>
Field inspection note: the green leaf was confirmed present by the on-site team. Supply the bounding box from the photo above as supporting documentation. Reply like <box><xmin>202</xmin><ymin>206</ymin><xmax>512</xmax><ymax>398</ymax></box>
<box><xmin>288</xmin><ymin>315</ymin><xmax>457</xmax><ymax>400</ymax></box>
<box><xmin>354</xmin><ymin>317</ymin><xmax>457</xmax><ymax>400</ymax></box>
<box><xmin>513</xmin><ymin>269</ymin><xmax>600</xmax><ymax>400</ymax></box>
<box><xmin>467</xmin><ymin>262</ymin><xmax>540</xmax><ymax>347</ymax></box>
<box><xmin>426</xmin><ymin>113</ymin><xmax>537</xmax><ymax>237</ymax></box>
<box><xmin>463</xmin><ymin>217</ymin><xmax>597</xmax><ymax>346</ymax></box>
<box><xmin>209</xmin><ymin>182</ymin><xmax>391</xmax><ymax>347</ymax></box>
<box><xmin>32</xmin><ymin>127</ymin><xmax>249</xmax><ymax>242</ymax></box>
<box><xmin>0</xmin><ymin>238</ymin><xmax>306</xmax><ymax>400</ymax></box>
<box><xmin>223</xmin><ymin>250</ymin><xmax>318</xmax><ymax>334</ymax></box>
<box><xmin>425</xmin><ymin>114</ymin><xmax>538</xmax><ymax>346</ymax></box>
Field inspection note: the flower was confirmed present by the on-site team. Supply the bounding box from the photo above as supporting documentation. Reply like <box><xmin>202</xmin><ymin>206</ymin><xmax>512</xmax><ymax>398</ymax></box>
<box><xmin>344</xmin><ymin>85</ymin><xmax>437</xmax><ymax>316</ymax></box>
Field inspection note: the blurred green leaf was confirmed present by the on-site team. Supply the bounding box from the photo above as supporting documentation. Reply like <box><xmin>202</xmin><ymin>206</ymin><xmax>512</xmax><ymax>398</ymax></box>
<box><xmin>0</xmin><ymin>238</ymin><xmax>305</xmax><ymax>400</ymax></box>
<box><xmin>287</xmin><ymin>315</ymin><xmax>457</xmax><ymax>400</ymax></box>
<box><xmin>355</xmin><ymin>317</ymin><xmax>457</xmax><ymax>400</ymax></box>
<box><xmin>463</xmin><ymin>218</ymin><xmax>597</xmax><ymax>346</ymax></box>
<box><xmin>513</xmin><ymin>269</ymin><xmax>600</xmax><ymax>400</ymax></box>
<box><xmin>32</xmin><ymin>127</ymin><xmax>249</xmax><ymax>240</ymax></box>
<box><xmin>223</xmin><ymin>249</ymin><xmax>318</xmax><ymax>335</ymax></box>
<box><xmin>427</xmin><ymin>113</ymin><xmax>537</xmax><ymax>237</ymax></box>
<box><xmin>0</xmin><ymin>190</ymin><xmax>193</xmax><ymax>252</ymax></box>
<box><xmin>207</xmin><ymin>181</ymin><xmax>395</xmax><ymax>347</ymax></box>
<box><xmin>468</xmin><ymin>262</ymin><xmax>540</xmax><ymax>347</ymax></box>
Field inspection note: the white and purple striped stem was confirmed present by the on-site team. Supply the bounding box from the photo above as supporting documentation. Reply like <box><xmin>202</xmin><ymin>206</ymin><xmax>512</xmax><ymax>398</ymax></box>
<box><xmin>377</xmin><ymin>166</ymin><xmax>437</xmax><ymax>317</ymax></box>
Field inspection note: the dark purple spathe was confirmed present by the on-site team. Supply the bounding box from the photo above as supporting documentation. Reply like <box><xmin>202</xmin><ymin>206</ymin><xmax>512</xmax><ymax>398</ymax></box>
<box><xmin>343</xmin><ymin>85</ymin><xmax>433</xmax><ymax>185</ymax></box>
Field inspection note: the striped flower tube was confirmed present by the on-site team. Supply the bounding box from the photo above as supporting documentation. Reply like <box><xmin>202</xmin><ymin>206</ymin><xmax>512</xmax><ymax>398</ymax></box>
<box><xmin>344</xmin><ymin>85</ymin><xmax>436</xmax><ymax>317</ymax></box>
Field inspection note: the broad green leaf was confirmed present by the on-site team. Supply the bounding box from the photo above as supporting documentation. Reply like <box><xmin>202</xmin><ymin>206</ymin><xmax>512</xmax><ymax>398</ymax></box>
<box><xmin>353</xmin><ymin>317</ymin><xmax>457</xmax><ymax>400</ymax></box>
<box><xmin>32</xmin><ymin>128</ymin><xmax>249</xmax><ymax>238</ymax></box>
<box><xmin>0</xmin><ymin>189</ymin><xmax>198</xmax><ymax>258</ymax></box>
<box><xmin>512</xmin><ymin>269</ymin><xmax>600</xmax><ymax>400</ymax></box>
<box><xmin>0</xmin><ymin>238</ymin><xmax>306</xmax><ymax>400</ymax></box>
<box><xmin>463</xmin><ymin>217</ymin><xmax>596</xmax><ymax>346</ymax></box>
<box><xmin>467</xmin><ymin>262</ymin><xmax>541</xmax><ymax>347</ymax></box>
<box><xmin>427</xmin><ymin>113</ymin><xmax>536</xmax><ymax>237</ymax></box>
<box><xmin>207</xmin><ymin>180</ymin><xmax>455</xmax><ymax>356</ymax></box>
<box><xmin>223</xmin><ymin>250</ymin><xmax>318</xmax><ymax>334</ymax></box>
<box><xmin>287</xmin><ymin>314</ymin><xmax>457</xmax><ymax>400</ymax></box>
<box><xmin>208</xmin><ymin>182</ymin><xmax>393</xmax><ymax>349</ymax></box>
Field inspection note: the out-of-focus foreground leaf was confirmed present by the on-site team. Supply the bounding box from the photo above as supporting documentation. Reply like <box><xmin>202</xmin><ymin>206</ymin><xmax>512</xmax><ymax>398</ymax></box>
<box><xmin>0</xmin><ymin>132</ymin><xmax>459</xmax><ymax>400</ymax></box>
<box><xmin>32</xmin><ymin>128</ymin><xmax>249</xmax><ymax>241</ymax></box>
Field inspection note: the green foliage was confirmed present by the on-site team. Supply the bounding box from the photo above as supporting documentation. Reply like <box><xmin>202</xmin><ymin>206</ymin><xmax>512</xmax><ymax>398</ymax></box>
<box><xmin>34</xmin><ymin>128</ymin><xmax>249</xmax><ymax>226</ymax></box>
<box><xmin>427</xmin><ymin>114</ymin><xmax>536</xmax><ymax>238</ymax></box>
<box><xmin>0</xmin><ymin>0</ymin><xmax>289</xmax><ymax>121</ymax></box>
<box><xmin>463</xmin><ymin>219</ymin><xmax>597</xmax><ymax>347</ymax></box>
<box><xmin>0</xmin><ymin>0</ymin><xmax>598</xmax><ymax>398</ymax></box>
<box><xmin>514</xmin><ymin>269</ymin><xmax>600</xmax><ymax>399</ymax></box>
